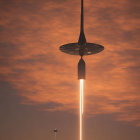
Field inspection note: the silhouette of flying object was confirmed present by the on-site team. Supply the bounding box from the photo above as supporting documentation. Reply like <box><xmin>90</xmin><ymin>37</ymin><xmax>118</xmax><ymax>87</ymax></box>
<box><xmin>53</xmin><ymin>129</ymin><xmax>58</xmax><ymax>133</ymax></box>
<box><xmin>59</xmin><ymin>0</ymin><xmax>104</xmax><ymax>57</ymax></box>
<box><xmin>59</xmin><ymin>0</ymin><xmax>104</xmax><ymax>79</ymax></box>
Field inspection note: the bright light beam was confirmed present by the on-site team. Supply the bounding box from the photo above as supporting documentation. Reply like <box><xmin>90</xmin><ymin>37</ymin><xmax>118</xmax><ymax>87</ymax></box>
<box><xmin>80</xmin><ymin>79</ymin><xmax>84</xmax><ymax>140</ymax></box>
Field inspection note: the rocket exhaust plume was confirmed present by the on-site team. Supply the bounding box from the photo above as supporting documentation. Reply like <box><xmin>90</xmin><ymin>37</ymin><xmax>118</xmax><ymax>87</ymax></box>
<box><xmin>80</xmin><ymin>79</ymin><xmax>84</xmax><ymax>140</ymax></box>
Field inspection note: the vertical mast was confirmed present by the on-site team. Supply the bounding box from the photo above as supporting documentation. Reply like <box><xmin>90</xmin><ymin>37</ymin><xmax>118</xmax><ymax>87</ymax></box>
<box><xmin>78</xmin><ymin>0</ymin><xmax>86</xmax><ymax>47</ymax></box>
<box><xmin>81</xmin><ymin>0</ymin><xmax>84</xmax><ymax>32</ymax></box>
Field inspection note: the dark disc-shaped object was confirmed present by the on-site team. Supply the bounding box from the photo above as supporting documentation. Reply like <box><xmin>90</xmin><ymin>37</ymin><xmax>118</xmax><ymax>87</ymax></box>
<box><xmin>59</xmin><ymin>43</ymin><xmax>104</xmax><ymax>55</ymax></box>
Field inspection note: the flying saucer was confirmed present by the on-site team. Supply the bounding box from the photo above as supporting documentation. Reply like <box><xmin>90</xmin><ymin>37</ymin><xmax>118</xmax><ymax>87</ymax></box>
<box><xmin>59</xmin><ymin>0</ymin><xmax>104</xmax><ymax>57</ymax></box>
<box><xmin>60</xmin><ymin>42</ymin><xmax>104</xmax><ymax>55</ymax></box>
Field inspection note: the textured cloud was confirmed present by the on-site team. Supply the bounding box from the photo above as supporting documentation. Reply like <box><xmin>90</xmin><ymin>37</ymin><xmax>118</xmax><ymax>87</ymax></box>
<box><xmin>0</xmin><ymin>0</ymin><xmax>140</xmax><ymax>126</ymax></box>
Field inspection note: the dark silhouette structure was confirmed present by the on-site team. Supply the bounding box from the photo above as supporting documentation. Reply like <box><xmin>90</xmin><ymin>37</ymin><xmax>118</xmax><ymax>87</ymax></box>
<box><xmin>53</xmin><ymin>129</ymin><xmax>58</xmax><ymax>133</ymax></box>
<box><xmin>59</xmin><ymin>0</ymin><xmax>104</xmax><ymax>79</ymax></box>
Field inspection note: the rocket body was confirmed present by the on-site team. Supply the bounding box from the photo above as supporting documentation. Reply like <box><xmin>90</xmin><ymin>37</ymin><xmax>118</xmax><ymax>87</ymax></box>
<box><xmin>78</xmin><ymin>57</ymin><xmax>86</xmax><ymax>80</ymax></box>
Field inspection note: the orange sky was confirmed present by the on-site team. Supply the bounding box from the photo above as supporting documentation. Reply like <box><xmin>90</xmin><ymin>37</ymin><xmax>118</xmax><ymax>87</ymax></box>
<box><xmin>0</xmin><ymin>0</ymin><xmax>140</xmax><ymax>139</ymax></box>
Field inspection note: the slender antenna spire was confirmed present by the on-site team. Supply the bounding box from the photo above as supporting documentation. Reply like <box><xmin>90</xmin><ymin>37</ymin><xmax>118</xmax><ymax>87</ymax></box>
<box><xmin>78</xmin><ymin>0</ymin><xmax>86</xmax><ymax>47</ymax></box>
<box><xmin>81</xmin><ymin>0</ymin><xmax>84</xmax><ymax>32</ymax></box>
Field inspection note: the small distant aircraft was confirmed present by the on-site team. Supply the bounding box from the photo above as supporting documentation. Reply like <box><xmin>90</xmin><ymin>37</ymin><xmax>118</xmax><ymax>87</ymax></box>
<box><xmin>53</xmin><ymin>128</ymin><xmax>58</xmax><ymax>133</ymax></box>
